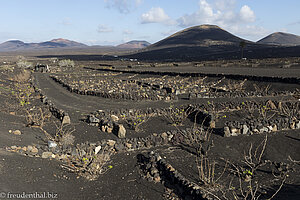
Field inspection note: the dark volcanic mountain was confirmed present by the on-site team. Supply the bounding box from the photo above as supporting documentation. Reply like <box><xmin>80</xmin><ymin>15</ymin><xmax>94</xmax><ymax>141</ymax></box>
<box><xmin>117</xmin><ymin>40</ymin><xmax>151</xmax><ymax>49</ymax></box>
<box><xmin>257</xmin><ymin>32</ymin><xmax>300</xmax><ymax>46</ymax></box>
<box><xmin>148</xmin><ymin>25</ymin><xmax>249</xmax><ymax>50</ymax></box>
<box><xmin>125</xmin><ymin>24</ymin><xmax>256</xmax><ymax>61</ymax></box>
<box><xmin>0</xmin><ymin>38</ymin><xmax>87</xmax><ymax>52</ymax></box>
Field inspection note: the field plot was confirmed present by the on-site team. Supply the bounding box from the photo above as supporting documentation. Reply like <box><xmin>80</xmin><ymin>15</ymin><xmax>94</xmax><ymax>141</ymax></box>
<box><xmin>1</xmin><ymin>58</ymin><xmax>300</xmax><ymax>200</ymax></box>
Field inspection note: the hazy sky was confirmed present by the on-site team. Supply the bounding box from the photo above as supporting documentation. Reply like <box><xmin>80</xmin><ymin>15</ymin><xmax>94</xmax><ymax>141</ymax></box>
<box><xmin>0</xmin><ymin>0</ymin><xmax>299</xmax><ymax>45</ymax></box>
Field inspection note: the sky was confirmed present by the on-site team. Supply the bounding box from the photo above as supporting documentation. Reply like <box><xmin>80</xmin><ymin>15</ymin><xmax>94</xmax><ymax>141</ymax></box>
<box><xmin>0</xmin><ymin>0</ymin><xmax>299</xmax><ymax>45</ymax></box>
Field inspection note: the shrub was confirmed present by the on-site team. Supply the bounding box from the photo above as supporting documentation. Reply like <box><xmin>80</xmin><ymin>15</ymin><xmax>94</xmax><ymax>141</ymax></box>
<box><xmin>60</xmin><ymin>132</ymin><xmax>75</xmax><ymax>146</ymax></box>
<box><xmin>58</xmin><ymin>59</ymin><xmax>75</xmax><ymax>67</ymax></box>
<box><xmin>16</xmin><ymin>60</ymin><xmax>32</xmax><ymax>69</ymax></box>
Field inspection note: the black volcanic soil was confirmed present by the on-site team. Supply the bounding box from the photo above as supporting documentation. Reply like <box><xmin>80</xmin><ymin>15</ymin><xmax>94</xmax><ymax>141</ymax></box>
<box><xmin>0</xmin><ymin>57</ymin><xmax>299</xmax><ymax>200</ymax></box>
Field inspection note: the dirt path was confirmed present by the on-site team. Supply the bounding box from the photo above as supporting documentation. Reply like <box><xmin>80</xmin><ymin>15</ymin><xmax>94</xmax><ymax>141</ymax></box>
<box><xmin>33</xmin><ymin>73</ymin><xmax>176</xmax><ymax>119</ymax></box>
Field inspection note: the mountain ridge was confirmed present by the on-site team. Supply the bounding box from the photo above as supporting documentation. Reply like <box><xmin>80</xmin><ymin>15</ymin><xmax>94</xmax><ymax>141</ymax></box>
<box><xmin>257</xmin><ymin>32</ymin><xmax>300</xmax><ymax>46</ymax></box>
<box><xmin>117</xmin><ymin>40</ymin><xmax>151</xmax><ymax>49</ymax></box>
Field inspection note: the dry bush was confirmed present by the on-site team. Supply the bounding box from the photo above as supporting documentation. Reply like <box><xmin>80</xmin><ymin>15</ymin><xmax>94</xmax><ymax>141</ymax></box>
<box><xmin>58</xmin><ymin>59</ymin><xmax>75</xmax><ymax>67</ymax></box>
<box><xmin>253</xmin><ymin>84</ymin><xmax>271</xmax><ymax>95</ymax></box>
<box><xmin>227</xmin><ymin>79</ymin><xmax>247</xmax><ymax>91</ymax></box>
<box><xmin>16</xmin><ymin>60</ymin><xmax>32</xmax><ymax>69</ymax></box>
<box><xmin>163</xmin><ymin>105</ymin><xmax>193</xmax><ymax>126</ymax></box>
<box><xmin>243</xmin><ymin>135</ymin><xmax>268</xmax><ymax>175</ymax></box>
<box><xmin>122</xmin><ymin>113</ymin><xmax>155</xmax><ymax>131</ymax></box>
<box><xmin>25</xmin><ymin>107</ymin><xmax>51</xmax><ymax>128</ymax></box>
<box><xmin>62</xmin><ymin>147</ymin><xmax>112</xmax><ymax>180</ymax></box>
<box><xmin>222</xmin><ymin>135</ymin><xmax>287</xmax><ymax>200</ymax></box>
<box><xmin>278</xmin><ymin>101</ymin><xmax>299</xmax><ymax>119</ymax></box>
<box><xmin>55</xmin><ymin>123</ymin><xmax>75</xmax><ymax>146</ymax></box>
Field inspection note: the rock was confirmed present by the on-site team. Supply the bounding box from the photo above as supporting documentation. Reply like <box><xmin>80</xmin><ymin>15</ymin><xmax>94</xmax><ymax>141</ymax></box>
<box><xmin>101</xmin><ymin>125</ymin><xmax>106</xmax><ymax>132</ymax></box>
<box><xmin>13</xmin><ymin>130</ymin><xmax>22</xmax><ymax>135</ymax></box>
<box><xmin>27</xmin><ymin>145</ymin><xmax>33</xmax><ymax>151</ymax></box>
<box><xmin>10</xmin><ymin>145</ymin><xmax>17</xmax><ymax>150</ymax></box>
<box><xmin>290</xmin><ymin>122</ymin><xmax>295</xmax><ymax>129</ymax></box>
<box><xmin>242</xmin><ymin>125</ymin><xmax>249</xmax><ymax>135</ymax></box>
<box><xmin>154</xmin><ymin>176</ymin><xmax>161</xmax><ymax>183</ymax></box>
<box><xmin>296</xmin><ymin>121</ymin><xmax>300</xmax><ymax>129</ymax></box>
<box><xmin>42</xmin><ymin>151</ymin><xmax>53</xmax><ymax>159</ymax></box>
<box><xmin>261</xmin><ymin>127</ymin><xmax>269</xmax><ymax>133</ymax></box>
<box><xmin>107</xmin><ymin>140</ymin><xmax>116</xmax><ymax>146</ymax></box>
<box><xmin>161</xmin><ymin>132</ymin><xmax>168</xmax><ymax>139</ymax></box>
<box><xmin>95</xmin><ymin>146</ymin><xmax>101</xmax><ymax>154</ymax></box>
<box><xmin>31</xmin><ymin>147</ymin><xmax>38</xmax><ymax>154</ymax></box>
<box><xmin>114</xmin><ymin>143</ymin><xmax>125</xmax><ymax>152</ymax></box>
<box><xmin>48</xmin><ymin>141</ymin><xmax>57</xmax><ymax>148</ymax></box>
<box><xmin>125</xmin><ymin>143</ymin><xmax>132</xmax><ymax>149</ymax></box>
<box><xmin>106</xmin><ymin>127</ymin><xmax>113</xmax><ymax>134</ymax></box>
<box><xmin>272</xmin><ymin>124</ymin><xmax>278</xmax><ymax>132</ymax></box>
<box><xmin>117</xmin><ymin>124</ymin><xmax>126</xmax><ymax>138</ymax></box>
<box><xmin>21</xmin><ymin>146</ymin><xmax>27</xmax><ymax>152</ymax></box>
<box><xmin>224</xmin><ymin>127</ymin><xmax>231</xmax><ymax>137</ymax></box>
<box><xmin>267</xmin><ymin>126</ymin><xmax>273</xmax><ymax>132</ymax></box>
<box><xmin>231</xmin><ymin>128</ymin><xmax>239</xmax><ymax>136</ymax></box>
<box><xmin>89</xmin><ymin>115</ymin><xmax>100</xmax><ymax>123</ymax></box>
<box><xmin>62</xmin><ymin>115</ymin><xmax>71</xmax><ymax>125</ymax></box>
<box><xmin>150</xmin><ymin>168</ymin><xmax>159</xmax><ymax>176</ymax></box>
<box><xmin>111</xmin><ymin>115</ymin><xmax>119</xmax><ymax>122</ymax></box>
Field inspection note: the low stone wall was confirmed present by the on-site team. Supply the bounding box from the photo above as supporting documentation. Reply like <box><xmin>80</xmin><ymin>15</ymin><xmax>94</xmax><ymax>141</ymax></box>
<box><xmin>188</xmin><ymin>90</ymin><xmax>293</xmax><ymax>99</ymax></box>
<box><xmin>86</xmin><ymin>67</ymin><xmax>300</xmax><ymax>85</ymax></box>
<box><xmin>224</xmin><ymin>118</ymin><xmax>300</xmax><ymax>137</ymax></box>
<box><xmin>31</xmin><ymin>76</ymin><xmax>70</xmax><ymax>124</ymax></box>
<box><xmin>50</xmin><ymin>75</ymin><xmax>177</xmax><ymax>101</ymax></box>
<box><xmin>138</xmin><ymin>151</ymin><xmax>207</xmax><ymax>200</ymax></box>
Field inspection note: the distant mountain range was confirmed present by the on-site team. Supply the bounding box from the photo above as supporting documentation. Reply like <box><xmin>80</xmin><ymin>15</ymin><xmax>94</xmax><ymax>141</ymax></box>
<box><xmin>116</xmin><ymin>40</ymin><xmax>151</xmax><ymax>49</ymax></box>
<box><xmin>0</xmin><ymin>38</ymin><xmax>87</xmax><ymax>51</ymax></box>
<box><xmin>0</xmin><ymin>39</ymin><xmax>151</xmax><ymax>52</ymax></box>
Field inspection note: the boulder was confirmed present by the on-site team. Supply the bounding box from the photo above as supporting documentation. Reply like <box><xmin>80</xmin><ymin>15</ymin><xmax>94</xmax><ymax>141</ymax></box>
<box><xmin>31</xmin><ymin>147</ymin><xmax>39</xmax><ymax>154</ymax></box>
<box><xmin>13</xmin><ymin>130</ymin><xmax>22</xmax><ymax>135</ymax></box>
<box><xmin>106</xmin><ymin>127</ymin><xmax>113</xmax><ymax>134</ymax></box>
<box><xmin>296</xmin><ymin>121</ymin><xmax>300</xmax><ymax>129</ymax></box>
<box><xmin>111</xmin><ymin>115</ymin><xmax>119</xmax><ymax>122</ymax></box>
<box><xmin>48</xmin><ymin>141</ymin><xmax>57</xmax><ymax>148</ymax></box>
<box><xmin>224</xmin><ymin>127</ymin><xmax>231</xmax><ymax>137</ymax></box>
<box><xmin>62</xmin><ymin>115</ymin><xmax>71</xmax><ymax>125</ymax></box>
<box><xmin>107</xmin><ymin>140</ymin><xmax>116</xmax><ymax>146</ymax></box>
<box><xmin>242</xmin><ymin>125</ymin><xmax>249</xmax><ymax>135</ymax></box>
<box><xmin>95</xmin><ymin>146</ymin><xmax>101</xmax><ymax>154</ymax></box>
<box><xmin>42</xmin><ymin>151</ymin><xmax>53</xmax><ymax>159</ymax></box>
<box><xmin>88</xmin><ymin>115</ymin><xmax>100</xmax><ymax>124</ymax></box>
<box><xmin>117</xmin><ymin>124</ymin><xmax>126</xmax><ymax>138</ymax></box>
